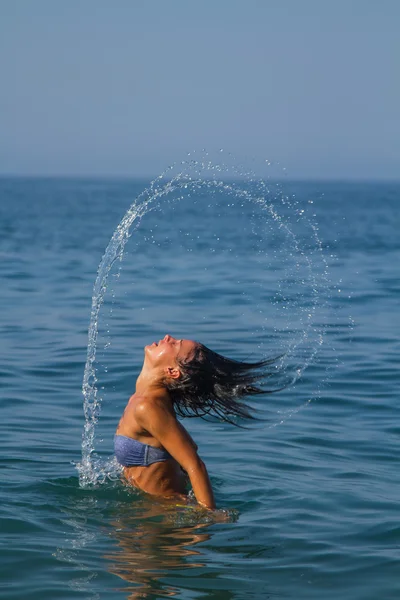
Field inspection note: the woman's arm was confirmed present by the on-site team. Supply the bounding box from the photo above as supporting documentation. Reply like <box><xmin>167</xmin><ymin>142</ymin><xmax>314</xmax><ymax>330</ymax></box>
<box><xmin>176</xmin><ymin>420</ymin><xmax>198</xmax><ymax>451</ymax></box>
<box><xmin>134</xmin><ymin>399</ymin><xmax>215</xmax><ymax>509</ymax></box>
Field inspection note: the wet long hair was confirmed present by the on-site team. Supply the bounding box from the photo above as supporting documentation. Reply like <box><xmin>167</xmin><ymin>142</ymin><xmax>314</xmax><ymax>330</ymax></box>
<box><xmin>165</xmin><ymin>343</ymin><xmax>281</xmax><ymax>425</ymax></box>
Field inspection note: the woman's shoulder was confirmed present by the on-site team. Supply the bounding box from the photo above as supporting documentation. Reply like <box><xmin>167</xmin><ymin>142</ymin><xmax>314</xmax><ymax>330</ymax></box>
<box><xmin>133</xmin><ymin>390</ymin><xmax>173</xmax><ymax>417</ymax></box>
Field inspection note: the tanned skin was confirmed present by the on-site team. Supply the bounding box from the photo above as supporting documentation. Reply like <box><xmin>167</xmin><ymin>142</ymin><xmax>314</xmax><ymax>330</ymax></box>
<box><xmin>116</xmin><ymin>335</ymin><xmax>215</xmax><ymax>510</ymax></box>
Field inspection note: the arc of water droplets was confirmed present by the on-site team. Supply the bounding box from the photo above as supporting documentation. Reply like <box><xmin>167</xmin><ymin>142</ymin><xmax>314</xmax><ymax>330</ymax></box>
<box><xmin>77</xmin><ymin>163</ymin><xmax>328</xmax><ymax>486</ymax></box>
<box><xmin>78</xmin><ymin>182</ymin><xmax>163</xmax><ymax>484</ymax></box>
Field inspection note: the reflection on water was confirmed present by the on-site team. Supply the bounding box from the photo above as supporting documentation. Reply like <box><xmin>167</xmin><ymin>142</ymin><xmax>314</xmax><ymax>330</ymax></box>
<box><xmin>54</xmin><ymin>493</ymin><xmax>102</xmax><ymax>600</ymax></box>
<box><xmin>55</xmin><ymin>481</ymin><xmax>239</xmax><ymax>599</ymax></box>
<box><xmin>106</xmin><ymin>501</ymin><xmax>211</xmax><ymax>599</ymax></box>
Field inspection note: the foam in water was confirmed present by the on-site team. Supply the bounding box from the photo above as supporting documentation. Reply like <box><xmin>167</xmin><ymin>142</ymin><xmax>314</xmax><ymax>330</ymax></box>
<box><xmin>77</xmin><ymin>154</ymin><xmax>330</xmax><ymax>487</ymax></box>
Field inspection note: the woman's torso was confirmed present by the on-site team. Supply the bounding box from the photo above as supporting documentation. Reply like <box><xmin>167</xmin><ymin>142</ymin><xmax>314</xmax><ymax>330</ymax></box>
<box><xmin>116</xmin><ymin>393</ymin><xmax>188</xmax><ymax>497</ymax></box>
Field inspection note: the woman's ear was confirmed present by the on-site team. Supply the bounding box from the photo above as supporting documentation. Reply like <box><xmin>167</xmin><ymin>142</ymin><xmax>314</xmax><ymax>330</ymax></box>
<box><xmin>165</xmin><ymin>366</ymin><xmax>181</xmax><ymax>380</ymax></box>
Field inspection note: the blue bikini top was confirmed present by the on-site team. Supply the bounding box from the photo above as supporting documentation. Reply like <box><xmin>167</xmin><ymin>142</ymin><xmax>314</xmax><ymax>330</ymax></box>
<box><xmin>114</xmin><ymin>434</ymin><xmax>172</xmax><ymax>467</ymax></box>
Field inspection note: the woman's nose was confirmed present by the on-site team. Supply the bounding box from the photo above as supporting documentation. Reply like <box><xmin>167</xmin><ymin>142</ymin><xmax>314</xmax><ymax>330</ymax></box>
<box><xmin>164</xmin><ymin>334</ymin><xmax>172</xmax><ymax>342</ymax></box>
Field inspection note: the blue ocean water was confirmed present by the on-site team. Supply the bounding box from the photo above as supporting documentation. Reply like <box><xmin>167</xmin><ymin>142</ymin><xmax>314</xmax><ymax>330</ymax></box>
<box><xmin>0</xmin><ymin>176</ymin><xmax>399</xmax><ymax>599</ymax></box>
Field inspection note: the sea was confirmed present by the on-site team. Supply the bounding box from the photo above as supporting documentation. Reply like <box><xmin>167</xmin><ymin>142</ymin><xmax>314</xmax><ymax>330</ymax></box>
<box><xmin>0</xmin><ymin>172</ymin><xmax>399</xmax><ymax>600</ymax></box>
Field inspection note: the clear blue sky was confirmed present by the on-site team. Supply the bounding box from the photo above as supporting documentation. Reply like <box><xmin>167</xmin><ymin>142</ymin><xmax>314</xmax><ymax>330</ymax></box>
<box><xmin>1</xmin><ymin>0</ymin><xmax>399</xmax><ymax>179</ymax></box>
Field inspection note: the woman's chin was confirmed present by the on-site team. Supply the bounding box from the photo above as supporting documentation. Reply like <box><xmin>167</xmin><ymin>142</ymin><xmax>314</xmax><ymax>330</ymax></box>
<box><xmin>144</xmin><ymin>342</ymin><xmax>158</xmax><ymax>353</ymax></box>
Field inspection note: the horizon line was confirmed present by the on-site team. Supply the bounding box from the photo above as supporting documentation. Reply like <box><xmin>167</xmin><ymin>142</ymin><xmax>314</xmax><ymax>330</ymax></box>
<box><xmin>0</xmin><ymin>173</ymin><xmax>399</xmax><ymax>184</ymax></box>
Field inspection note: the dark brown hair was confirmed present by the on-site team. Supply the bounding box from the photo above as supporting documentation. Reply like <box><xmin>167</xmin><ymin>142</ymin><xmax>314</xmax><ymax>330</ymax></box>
<box><xmin>165</xmin><ymin>343</ymin><xmax>281</xmax><ymax>425</ymax></box>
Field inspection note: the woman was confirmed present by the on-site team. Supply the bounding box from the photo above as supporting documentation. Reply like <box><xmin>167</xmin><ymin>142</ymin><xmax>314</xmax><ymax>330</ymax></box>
<box><xmin>115</xmin><ymin>334</ymin><xmax>278</xmax><ymax>510</ymax></box>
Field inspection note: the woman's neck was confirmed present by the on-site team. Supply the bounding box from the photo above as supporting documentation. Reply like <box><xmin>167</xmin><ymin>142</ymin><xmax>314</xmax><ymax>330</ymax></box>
<box><xmin>135</xmin><ymin>365</ymin><xmax>165</xmax><ymax>395</ymax></box>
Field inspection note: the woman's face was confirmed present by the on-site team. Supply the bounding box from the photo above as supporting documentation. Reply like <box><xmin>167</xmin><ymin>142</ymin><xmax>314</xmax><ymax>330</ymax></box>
<box><xmin>144</xmin><ymin>335</ymin><xmax>197</xmax><ymax>370</ymax></box>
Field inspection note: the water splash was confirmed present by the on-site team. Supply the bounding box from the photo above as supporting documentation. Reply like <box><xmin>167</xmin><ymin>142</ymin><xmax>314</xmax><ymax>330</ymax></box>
<box><xmin>77</xmin><ymin>155</ymin><xmax>330</xmax><ymax>487</ymax></box>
